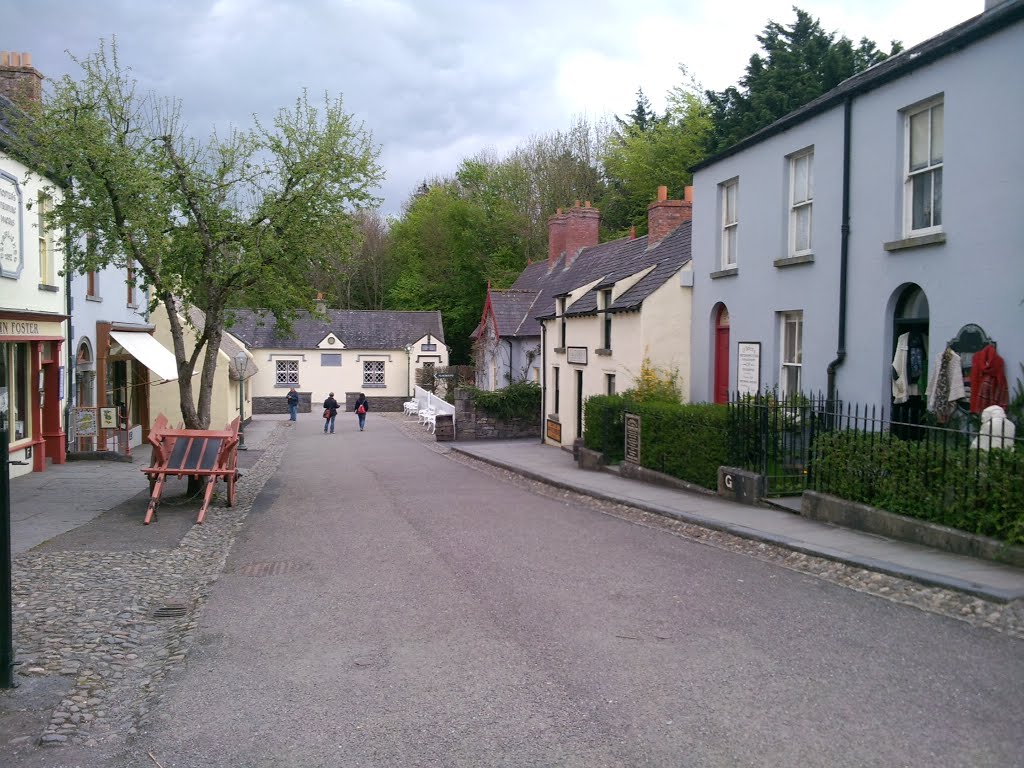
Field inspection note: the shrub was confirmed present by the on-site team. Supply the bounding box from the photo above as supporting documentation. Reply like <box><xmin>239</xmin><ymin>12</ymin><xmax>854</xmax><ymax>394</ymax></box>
<box><xmin>584</xmin><ymin>395</ymin><xmax>728</xmax><ymax>490</ymax></box>
<box><xmin>812</xmin><ymin>430</ymin><xmax>1024</xmax><ymax>545</ymax></box>
<box><xmin>466</xmin><ymin>380</ymin><xmax>541</xmax><ymax>421</ymax></box>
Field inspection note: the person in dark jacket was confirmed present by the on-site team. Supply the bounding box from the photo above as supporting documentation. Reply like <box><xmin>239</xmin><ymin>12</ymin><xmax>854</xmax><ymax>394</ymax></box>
<box><xmin>353</xmin><ymin>392</ymin><xmax>370</xmax><ymax>431</ymax></box>
<box><xmin>286</xmin><ymin>388</ymin><xmax>299</xmax><ymax>421</ymax></box>
<box><xmin>323</xmin><ymin>392</ymin><xmax>340</xmax><ymax>434</ymax></box>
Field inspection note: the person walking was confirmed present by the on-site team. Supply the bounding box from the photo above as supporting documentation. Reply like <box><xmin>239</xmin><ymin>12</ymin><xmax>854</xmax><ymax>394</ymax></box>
<box><xmin>323</xmin><ymin>392</ymin><xmax>341</xmax><ymax>434</ymax></box>
<box><xmin>286</xmin><ymin>387</ymin><xmax>299</xmax><ymax>422</ymax></box>
<box><xmin>353</xmin><ymin>392</ymin><xmax>370</xmax><ymax>431</ymax></box>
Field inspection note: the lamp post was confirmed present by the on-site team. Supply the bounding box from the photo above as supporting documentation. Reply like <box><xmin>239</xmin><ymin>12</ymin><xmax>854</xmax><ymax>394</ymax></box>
<box><xmin>235</xmin><ymin>351</ymin><xmax>249</xmax><ymax>450</ymax></box>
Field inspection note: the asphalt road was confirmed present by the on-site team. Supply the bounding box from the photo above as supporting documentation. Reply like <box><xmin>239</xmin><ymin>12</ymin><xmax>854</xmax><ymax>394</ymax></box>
<box><xmin>122</xmin><ymin>415</ymin><xmax>1024</xmax><ymax>768</ymax></box>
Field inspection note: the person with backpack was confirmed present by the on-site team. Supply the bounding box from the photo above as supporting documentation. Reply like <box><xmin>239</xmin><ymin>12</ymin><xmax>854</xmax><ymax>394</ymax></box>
<box><xmin>353</xmin><ymin>392</ymin><xmax>370</xmax><ymax>431</ymax></box>
<box><xmin>322</xmin><ymin>392</ymin><xmax>341</xmax><ymax>434</ymax></box>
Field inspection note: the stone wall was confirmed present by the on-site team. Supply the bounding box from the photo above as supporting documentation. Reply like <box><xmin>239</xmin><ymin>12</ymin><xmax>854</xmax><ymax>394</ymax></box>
<box><xmin>253</xmin><ymin>391</ymin><xmax>312</xmax><ymax>415</ymax></box>
<box><xmin>344</xmin><ymin>393</ymin><xmax>407</xmax><ymax>412</ymax></box>
<box><xmin>448</xmin><ymin>388</ymin><xmax>541</xmax><ymax>441</ymax></box>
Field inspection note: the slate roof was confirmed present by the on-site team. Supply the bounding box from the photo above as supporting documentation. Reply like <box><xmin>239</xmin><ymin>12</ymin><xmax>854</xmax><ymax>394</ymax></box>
<box><xmin>0</xmin><ymin>94</ymin><xmax>16</xmax><ymax>149</ymax></box>
<box><xmin>524</xmin><ymin>221</ymin><xmax>692</xmax><ymax>325</ymax></box>
<box><xmin>471</xmin><ymin>288</ymin><xmax>542</xmax><ymax>339</ymax></box>
<box><xmin>692</xmin><ymin>0</ymin><xmax>1024</xmax><ymax>171</ymax></box>
<box><xmin>226</xmin><ymin>308</ymin><xmax>446</xmax><ymax>351</ymax></box>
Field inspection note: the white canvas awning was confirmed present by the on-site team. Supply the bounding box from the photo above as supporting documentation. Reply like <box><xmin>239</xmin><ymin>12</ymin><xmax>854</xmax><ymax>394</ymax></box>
<box><xmin>109</xmin><ymin>331</ymin><xmax>180</xmax><ymax>382</ymax></box>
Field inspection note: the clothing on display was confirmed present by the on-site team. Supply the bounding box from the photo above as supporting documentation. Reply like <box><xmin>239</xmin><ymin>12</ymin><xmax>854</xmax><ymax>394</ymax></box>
<box><xmin>926</xmin><ymin>347</ymin><xmax>966</xmax><ymax>424</ymax></box>
<box><xmin>968</xmin><ymin>344</ymin><xmax>1008</xmax><ymax>414</ymax></box>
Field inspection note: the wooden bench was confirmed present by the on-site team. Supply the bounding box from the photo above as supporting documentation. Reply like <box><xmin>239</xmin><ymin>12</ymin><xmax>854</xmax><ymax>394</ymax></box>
<box><xmin>141</xmin><ymin>415</ymin><xmax>241</xmax><ymax>525</ymax></box>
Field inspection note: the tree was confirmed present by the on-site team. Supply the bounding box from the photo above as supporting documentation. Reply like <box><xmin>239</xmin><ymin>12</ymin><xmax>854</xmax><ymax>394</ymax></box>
<box><xmin>10</xmin><ymin>39</ymin><xmax>382</xmax><ymax>429</ymax></box>
<box><xmin>614</xmin><ymin>88</ymin><xmax>661</xmax><ymax>136</ymax></box>
<box><xmin>705</xmin><ymin>7</ymin><xmax>901</xmax><ymax>153</ymax></box>
<box><xmin>600</xmin><ymin>68</ymin><xmax>712</xmax><ymax>235</ymax></box>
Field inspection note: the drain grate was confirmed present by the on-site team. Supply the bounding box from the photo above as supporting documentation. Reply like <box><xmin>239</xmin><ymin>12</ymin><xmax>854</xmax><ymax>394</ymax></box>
<box><xmin>233</xmin><ymin>560</ymin><xmax>310</xmax><ymax>577</ymax></box>
<box><xmin>151</xmin><ymin>601</ymin><xmax>190</xmax><ymax>619</ymax></box>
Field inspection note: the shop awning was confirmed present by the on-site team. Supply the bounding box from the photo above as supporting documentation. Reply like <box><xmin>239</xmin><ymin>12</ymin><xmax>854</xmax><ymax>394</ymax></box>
<box><xmin>109</xmin><ymin>331</ymin><xmax>180</xmax><ymax>382</ymax></box>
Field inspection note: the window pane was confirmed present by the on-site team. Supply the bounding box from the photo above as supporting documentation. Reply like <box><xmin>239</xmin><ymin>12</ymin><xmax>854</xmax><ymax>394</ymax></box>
<box><xmin>807</xmin><ymin>152</ymin><xmax>814</xmax><ymax>200</ymax></box>
<box><xmin>794</xmin><ymin>205</ymin><xmax>811</xmax><ymax>252</ymax></box>
<box><xmin>725</xmin><ymin>183</ymin><xmax>737</xmax><ymax>223</ymax></box>
<box><xmin>930</xmin><ymin>104</ymin><xmax>943</xmax><ymax>164</ymax></box>
<box><xmin>912</xmin><ymin>173</ymin><xmax>933</xmax><ymax>230</ymax></box>
<box><xmin>932</xmin><ymin>168</ymin><xmax>942</xmax><ymax>226</ymax></box>
<box><xmin>793</xmin><ymin>155</ymin><xmax>808</xmax><ymax>204</ymax></box>
<box><xmin>909</xmin><ymin>110</ymin><xmax>929</xmax><ymax>171</ymax></box>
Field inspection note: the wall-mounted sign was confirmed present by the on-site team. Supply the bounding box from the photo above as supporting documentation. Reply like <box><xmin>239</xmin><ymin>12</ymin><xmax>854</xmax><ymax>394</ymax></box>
<box><xmin>624</xmin><ymin>412</ymin><xmax>641</xmax><ymax>464</ymax></box>
<box><xmin>99</xmin><ymin>407</ymin><xmax>118</xmax><ymax>430</ymax></box>
<box><xmin>0</xmin><ymin>170</ymin><xmax>23</xmax><ymax>279</ymax></box>
<box><xmin>546</xmin><ymin>418</ymin><xmax>562</xmax><ymax>442</ymax></box>
<box><xmin>737</xmin><ymin>342</ymin><xmax>761</xmax><ymax>396</ymax></box>
<box><xmin>566</xmin><ymin>346</ymin><xmax>588</xmax><ymax>365</ymax></box>
<box><xmin>73</xmin><ymin>407</ymin><xmax>98</xmax><ymax>437</ymax></box>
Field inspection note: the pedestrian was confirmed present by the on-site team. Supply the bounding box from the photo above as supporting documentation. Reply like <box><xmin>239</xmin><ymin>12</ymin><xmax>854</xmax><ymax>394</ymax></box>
<box><xmin>286</xmin><ymin>387</ymin><xmax>299</xmax><ymax>422</ymax></box>
<box><xmin>353</xmin><ymin>392</ymin><xmax>370</xmax><ymax>431</ymax></box>
<box><xmin>323</xmin><ymin>392</ymin><xmax>340</xmax><ymax>434</ymax></box>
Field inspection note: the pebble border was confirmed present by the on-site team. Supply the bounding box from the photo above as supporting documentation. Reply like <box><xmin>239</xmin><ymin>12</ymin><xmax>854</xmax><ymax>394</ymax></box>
<box><xmin>9</xmin><ymin>422</ymin><xmax>291</xmax><ymax>750</ymax></box>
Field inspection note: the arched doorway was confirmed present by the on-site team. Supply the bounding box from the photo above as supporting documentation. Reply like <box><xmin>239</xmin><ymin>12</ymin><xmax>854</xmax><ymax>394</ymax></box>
<box><xmin>76</xmin><ymin>340</ymin><xmax>97</xmax><ymax>451</ymax></box>
<box><xmin>891</xmin><ymin>285</ymin><xmax>929</xmax><ymax>433</ymax></box>
<box><xmin>713</xmin><ymin>304</ymin><xmax>730</xmax><ymax>404</ymax></box>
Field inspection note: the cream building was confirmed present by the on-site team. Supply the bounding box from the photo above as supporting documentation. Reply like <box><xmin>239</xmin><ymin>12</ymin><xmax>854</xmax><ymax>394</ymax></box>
<box><xmin>149</xmin><ymin>304</ymin><xmax>257</xmax><ymax>432</ymax></box>
<box><xmin>226</xmin><ymin>308</ymin><xmax>447</xmax><ymax>413</ymax></box>
<box><xmin>1</xmin><ymin>77</ymin><xmax>68</xmax><ymax>477</ymax></box>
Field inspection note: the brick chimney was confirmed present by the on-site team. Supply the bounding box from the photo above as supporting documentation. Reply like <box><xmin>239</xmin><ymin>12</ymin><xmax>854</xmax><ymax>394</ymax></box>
<box><xmin>0</xmin><ymin>51</ymin><xmax>43</xmax><ymax>105</ymax></box>
<box><xmin>547</xmin><ymin>208</ymin><xmax>567</xmax><ymax>268</ymax></box>
<box><xmin>647</xmin><ymin>185</ymin><xmax>693</xmax><ymax>247</ymax></box>
<box><xmin>563</xmin><ymin>200</ymin><xmax>600</xmax><ymax>267</ymax></box>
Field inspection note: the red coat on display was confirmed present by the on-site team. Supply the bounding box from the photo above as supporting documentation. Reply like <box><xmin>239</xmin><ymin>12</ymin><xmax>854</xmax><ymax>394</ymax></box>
<box><xmin>969</xmin><ymin>344</ymin><xmax>1008</xmax><ymax>414</ymax></box>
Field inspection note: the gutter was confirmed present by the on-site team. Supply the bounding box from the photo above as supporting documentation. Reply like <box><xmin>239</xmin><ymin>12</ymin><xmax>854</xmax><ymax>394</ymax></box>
<box><xmin>64</xmin><ymin>222</ymin><xmax>73</xmax><ymax>455</ymax></box>
<box><xmin>827</xmin><ymin>97</ymin><xmax>853</xmax><ymax>403</ymax></box>
<box><xmin>540</xmin><ymin>324</ymin><xmax>547</xmax><ymax>444</ymax></box>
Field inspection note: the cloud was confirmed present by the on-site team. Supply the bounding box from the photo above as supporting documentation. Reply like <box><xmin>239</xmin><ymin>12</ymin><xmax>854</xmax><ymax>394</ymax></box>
<box><xmin>8</xmin><ymin>0</ymin><xmax>977</xmax><ymax>214</ymax></box>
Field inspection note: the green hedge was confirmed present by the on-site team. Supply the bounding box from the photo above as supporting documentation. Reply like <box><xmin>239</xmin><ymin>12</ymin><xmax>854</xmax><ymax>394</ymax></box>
<box><xmin>812</xmin><ymin>431</ymin><xmax>1024</xmax><ymax>545</ymax></box>
<box><xmin>466</xmin><ymin>381</ymin><xmax>541</xmax><ymax>421</ymax></box>
<box><xmin>584</xmin><ymin>396</ymin><xmax>729</xmax><ymax>490</ymax></box>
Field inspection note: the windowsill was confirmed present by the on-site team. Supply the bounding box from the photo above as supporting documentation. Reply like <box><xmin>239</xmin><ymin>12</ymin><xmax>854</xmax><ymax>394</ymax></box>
<box><xmin>38</xmin><ymin>283</ymin><xmax>59</xmax><ymax>292</ymax></box>
<box><xmin>274</xmin><ymin>383</ymin><xmax>300</xmax><ymax>388</ymax></box>
<box><xmin>775</xmin><ymin>254</ymin><xmax>814</xmax><ymax>268</ymax></box>
<box><xmin>595</xmin><ymin>348</ymin><xmax>612</xmax><ymax>356</ymax></box>
<box><xmin>884</xmin><ymin>232</ymin><xmax>946</xmax><ymax>252</ymax></box>
<box><xmin>363</xmin><ymin>384</ymin><xmax>386</xmax><ymax>388</ymax></box>
<box><xmin>85</xmin><ymin>294</ymin><xmax>103</xmax><ymax>302</ymax></box>
<box><xmin>554</xmin><ymin>347</ymin><xmax>566</xmax><ymax>354</ymax></box>
<box><xmin>710</xmin><ymin>267</ymin><xmax>739</xmax><ymax>279</ymax></box>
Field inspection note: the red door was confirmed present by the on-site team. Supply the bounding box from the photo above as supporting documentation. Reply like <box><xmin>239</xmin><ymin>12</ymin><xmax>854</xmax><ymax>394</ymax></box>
<box><xmin>714</xmin><ymin>306</ymin><xmax>730</xmax><ymax>404</ymax></box>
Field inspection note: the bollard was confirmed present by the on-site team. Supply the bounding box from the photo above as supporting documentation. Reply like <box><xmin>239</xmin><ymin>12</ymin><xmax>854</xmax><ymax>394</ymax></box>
<box><xmin>1</xmin><ymin>429</ymin><xmax>15</xmax><ymax>688</ymax></box>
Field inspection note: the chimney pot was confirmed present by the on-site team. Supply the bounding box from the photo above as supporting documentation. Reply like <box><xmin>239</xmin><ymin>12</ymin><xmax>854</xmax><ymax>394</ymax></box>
<box><xmin>0</xmin><ymin>52</ymin><xmax>9</xmax><ymax>67</ymax></box>
<box><xmin>574</xmin><ymin>200</ymin><xmax>581</xmax><ymax>208</ymax></box>
<box><xmin>657</xmin><ymin>185</ymin><xmax>668</xmax><ymax>202</ymax></box>
<box><xmin>684</xmin><ymin>185</ymin><xmax>693</xmax><ymax>202</ymax></box>
<box><xmin>11</xmin><ymin>53</ymin><xmax>21</xmax><ymax>67</ymax></box>
<box><xmin>22</xmin><ymin>53</ymin><xmax>32</xmax><ymax>67</ymax></box>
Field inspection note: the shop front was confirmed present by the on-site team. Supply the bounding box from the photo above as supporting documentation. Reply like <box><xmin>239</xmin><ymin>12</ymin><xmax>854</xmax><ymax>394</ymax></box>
<box><xmin>0</xmin><ymin>310</ymin><xmax>66</xmax><ymax>476</ymax></box>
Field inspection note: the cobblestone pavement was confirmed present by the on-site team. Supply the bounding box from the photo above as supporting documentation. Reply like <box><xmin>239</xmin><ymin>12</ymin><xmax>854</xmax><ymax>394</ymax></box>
<box><xmin>2</xmin><ymin>422</ymin><xmax>290</xmax><ymax>762</ymax></box>
<box><xmin>3</xmin><ymin>414</ymin><xmax>1022</xmax><ymax>764</ymax></box>
<box><xmin>385</xmin><ymin>413</ymin><xmax>1024</xmax><ymax>640</ymax></box>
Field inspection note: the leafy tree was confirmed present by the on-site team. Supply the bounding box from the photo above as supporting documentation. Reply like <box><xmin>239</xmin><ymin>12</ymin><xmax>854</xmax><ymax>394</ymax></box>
<box><xmin>10</xmin><ymin>39</ymin><xmax>382</xmax><ymax>429</ymax></box>
<box><xmin>705</xmin><ymin>7</ymin><xmax>902</xmax><ymax>152</ymax></box>
<box><xmin>600</xmin><ymin>68</ymin><xmax>712</xmax><ymax>235</ymax></box>
<box><xmin>614</xmin><ymin>88</ymin><xmax>661</xmax><ymax>136</ymax></box>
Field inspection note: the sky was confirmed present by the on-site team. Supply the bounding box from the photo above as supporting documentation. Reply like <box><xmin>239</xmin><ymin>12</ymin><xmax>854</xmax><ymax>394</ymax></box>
<box><xmin>7</xmin><ymin>0</ymin><xmax>976</xmax><ymax>216</ymax></box>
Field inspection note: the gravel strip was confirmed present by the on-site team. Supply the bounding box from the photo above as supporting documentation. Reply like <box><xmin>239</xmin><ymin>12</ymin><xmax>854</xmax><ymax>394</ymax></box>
<box><xmin>384</xmin><ymin>412</ymin><xmax>1024</xmax><ymax>640</ymax></box>
<box><xmin>8</xmin><ymin>422</ymin><xmax>290</xmax><ymax>751</ymax></box>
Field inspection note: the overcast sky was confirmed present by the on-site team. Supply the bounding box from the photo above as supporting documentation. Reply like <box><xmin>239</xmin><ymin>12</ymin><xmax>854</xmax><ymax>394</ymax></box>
<box><xmin>8</xmin><ymin>1</ymin><xmax>976</xmax><ymax>215</ymax></box>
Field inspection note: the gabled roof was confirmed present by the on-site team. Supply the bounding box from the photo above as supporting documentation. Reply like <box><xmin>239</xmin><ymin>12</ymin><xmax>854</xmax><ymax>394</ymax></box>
<box><xmin>226</xmin><ymin>308</ymin><xmax>446</xmax><ymax>351</ymax></box>
<box><xmin>692</xmin><ymin>0</ymin><xmax>1024</xmax><ymax>171</ymax></box>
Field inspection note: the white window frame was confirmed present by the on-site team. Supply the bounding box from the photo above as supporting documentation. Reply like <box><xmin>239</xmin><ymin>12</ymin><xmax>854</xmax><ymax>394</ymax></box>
<box><xmin>779</xmin><ymin>311</ymin><xmax>803</xmax><ymax>398</ymax></box>
<box><xmin>362</xmin><ymin>359</ymin><xmax>385</xmax><ymax>388</ymax></box>
<box><xmin>275</xmin><ymin>359</ymin><xmax>299</xmax><ymax>386</ymax></box>
<box><xmin>720</xmin><ymin>178</ymin><xmax>738</xmax><ymax>269</ymax></box>
<box><xmin>903</xmin><ymin>98</ymin><xmax>943</xmax><ymax>236</ymax></box>
<box><xmin>788</xmin><ymin>149</ymin><xmax>813</xmax><ymax>257</ymax></box>
<box><xmin>37</xmin><ymin>192</ymin><xmax>54</xmax><ymax>285</ymax></box>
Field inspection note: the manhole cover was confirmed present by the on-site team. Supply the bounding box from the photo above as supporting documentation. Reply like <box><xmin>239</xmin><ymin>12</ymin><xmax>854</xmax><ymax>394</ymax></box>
<box><xmin>151</xmin><ymin>601</ymin><xmax>190</xmax><ymax>619</ymax></box>
<box><xmin>233</xmin><ymin>561</ymin><xmax>310</xmax><ymax>577</ymax></box>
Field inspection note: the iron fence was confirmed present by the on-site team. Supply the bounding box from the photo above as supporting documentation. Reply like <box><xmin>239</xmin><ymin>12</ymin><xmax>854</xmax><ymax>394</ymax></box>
<box><xmin>727</xmin><ymin>392</ymin><xmax>1023</xmax><ymax>503</ymax></box>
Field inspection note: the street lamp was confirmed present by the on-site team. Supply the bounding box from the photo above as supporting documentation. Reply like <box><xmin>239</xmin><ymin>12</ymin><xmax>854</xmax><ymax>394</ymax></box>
<box><xmin>235</xmin><ymin>350</ymin><xmax>250</xmax><ymax>450</ymax></box>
